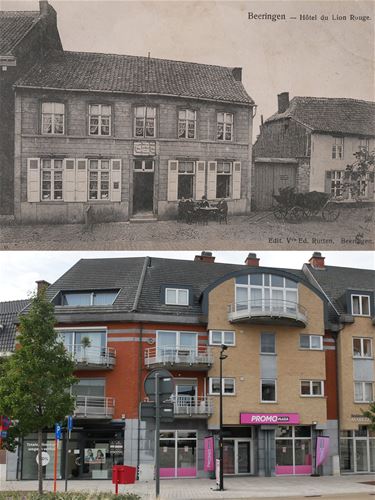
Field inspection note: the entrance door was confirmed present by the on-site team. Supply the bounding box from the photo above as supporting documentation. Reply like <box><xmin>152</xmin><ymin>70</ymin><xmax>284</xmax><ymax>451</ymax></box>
<box><xmin>133</xmin><ymin>159</ymin><xmax>154</xmax><ymax>214</ymax></box>
<box><xmin>159</xmin><ymin>430</ymin><xmax>197</xmax><ymax>478</ymax></box>
<box><xmin>253</xmin><ymin>162</ymin><xmax>297</xmax><ymax>210</ymax></box>
<box><xmin>223</xmin><ymin>439</ymin><xmax>252</xmax><ymax>474</ymax></box>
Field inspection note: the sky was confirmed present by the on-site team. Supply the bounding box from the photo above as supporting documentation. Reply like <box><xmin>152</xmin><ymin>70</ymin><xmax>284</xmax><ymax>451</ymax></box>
<box><xmin>0</xmin><ymin>250</ymin><xmax>373</xmax><ymax>301</ymax></box>
<box><xmin>2</xmin><ymin>0</ymin><xmax>374</xmax><ymax>133</ymax></box>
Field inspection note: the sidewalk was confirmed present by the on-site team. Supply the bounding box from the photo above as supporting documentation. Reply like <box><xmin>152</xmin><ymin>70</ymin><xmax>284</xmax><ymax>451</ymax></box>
<box><xmin>1</xmin><ymin>475</ymin><xmax>374</xmax><ymax>499</ymax></box>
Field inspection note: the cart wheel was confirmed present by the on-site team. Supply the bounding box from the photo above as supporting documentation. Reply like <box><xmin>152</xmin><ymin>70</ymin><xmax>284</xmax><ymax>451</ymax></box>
<box><xmin>322</xmin><ymin>204</ymin><xmax>340</xmax><ymax>222</ymax></box>
<box><xmin>273</xmin><ymin>206</ymin><xmax>288</xmax><ymax>220</ymax></box>
<box><xmin>288</xmin><ymin>206</ymin><xmax>305</xmax><ymax>223</ymax></box>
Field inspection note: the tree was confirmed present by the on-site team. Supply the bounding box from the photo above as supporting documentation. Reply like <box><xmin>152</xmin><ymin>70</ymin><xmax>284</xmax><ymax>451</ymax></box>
<box><xmin>0</xmin><ymin>291</ymin><xmax>76</xmax><ymax>494</ymax></box>
<box><xmin>362</xmin><ymin>402</ymin><xmax>375</xmax><ymax>431</ymax></box>
<box><xmin>343</xmin><ymin>148</ymin><xmax>375</xmax><ymax>200</ymax></box>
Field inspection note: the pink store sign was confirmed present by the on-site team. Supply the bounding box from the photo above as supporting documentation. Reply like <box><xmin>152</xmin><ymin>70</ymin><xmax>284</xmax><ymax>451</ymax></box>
<box><xmin>240</xmin><ymin>413</ymin><xmax>300</xmax><ymax>425</ymax></box>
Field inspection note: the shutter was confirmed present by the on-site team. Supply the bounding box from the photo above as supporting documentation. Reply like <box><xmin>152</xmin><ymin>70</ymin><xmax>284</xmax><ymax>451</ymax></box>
<box><xmin>167</xmin><ymin>160</ymin><xmax>178</xmax><ymax>201</ymax></box>
<box><xmin>63</xmin><ymin>159</ymin><xmax>76</xmax><ymax>202</ymax></box>
<box><xmin>111</xmin><ymin>159</ymin><xmax>122</xmax><ymax>202</ymax></box>
<box><xmin>232</xmin><ymin>161</ymin><xmax>241</xmax><ymax>199</ymax></box>
<box><xmin>207</xmin><ymin>161</ymin><xmax>217</xmax><ymax>200</ymax></box>
<box><xmin>195</xmin><ymin>161</ymin><xmax>205</xmax><ymax>200</ymax></box>
<box><xmin>27</xmin><ymin>158</ymin><xmax>40</xmax><ymax>202</ymax></box>
<box><xmin>76</xmin><ymin>159</ymin><xmax>88</xmax><ymax>202</ymax></box>
<box><xmin>324</xmin><ymin>171</ymin><xmax>331</xmax><ymax>194</ymax></box>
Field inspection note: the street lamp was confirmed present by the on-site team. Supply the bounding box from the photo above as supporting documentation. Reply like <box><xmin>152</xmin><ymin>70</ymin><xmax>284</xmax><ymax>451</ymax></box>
<box><xmin>219</xmin><ymin>344</ymin><xmax>228</xmax><ymax>491</ymax></box>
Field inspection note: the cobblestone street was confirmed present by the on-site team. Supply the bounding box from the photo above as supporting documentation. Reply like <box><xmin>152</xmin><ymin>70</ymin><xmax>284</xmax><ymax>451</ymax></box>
<box><xmin>0</xmin><ymin>206</ymin><xmax>373</xmax><ymax>250</ymax></box>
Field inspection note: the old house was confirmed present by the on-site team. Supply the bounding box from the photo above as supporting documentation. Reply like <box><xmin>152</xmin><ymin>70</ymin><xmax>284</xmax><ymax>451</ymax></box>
<box><xmin>252</xmin><ymin>93</ymin><xmax>375</xmax><ymax>210</ymax></box>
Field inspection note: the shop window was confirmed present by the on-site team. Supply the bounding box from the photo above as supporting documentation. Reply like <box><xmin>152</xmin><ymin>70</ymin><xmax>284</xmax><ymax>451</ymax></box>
<box><xmin>159</xmin><ymin>430</ymin><xmax>197</xmax><ymax>478</ymax></box>
<box><xmin>260</xmin><ymin>332</ymin><xmax>276</xmax><ymax>354</ymax></box>
<box><xmin>134</xmin><ymin>106</ymin><xmax>156</xmax><ymax>137</ymax></box>
<box><xmin>209</xmin><ymin>377</ymin><xmax>235</xmax><ymax>395</ymax></box>
<box><xmin>354</xmin><ymin>382</ymin><xmax>373</xmax><ymax>403</ymax></box>
<box><xmin>165</xmin><ymin>288</ymin><xmax>189</xmax><ymax>306</ymax></box>
<box><xmin>351</xmin><ymin>294</ymin><xmax>370</xmax><ymax>316</ymax></box>
<box><xmin>353</xmin><ymin>338</ymin><xmax>372</xmax><ymax>358</ymax></box>
<box><xmin>217</xmin><ymin>112</ymin><xmax>233</xmax><ymax>141</ymax></box>
<box><xmin>41</xmin><ymin>102</ymin><xmax>65</xmax><ymax>135</ymax></box>
<box><xmin>299</xmin><ymin>334</ymin><xmax>323</xmax><ymax>350</ymax></box>
<box><xmin>178</xmin><ymin>109</ymin><xmax>196</xmax><ymax>139</ymax></box>
<box><xmin>276</xmin><ymin>426</ymin><xmax>312</xmax><ymax>475</ymax></box>
<box><xmin>41</xmin><ymin>158</ymin><xmax>63</xmax><ymax>201</ymax></box>
<box><xmin>209</xmin><ymin>330</ymin><xmax>235</xmax><ymax>346</ymax></box>
<box><xmin>89</xmin><ymin>104</ymin><xmax>111</xmax><ymax>136</ymax></box>
<box><xmin>300</xmin><ymin>380</ymin><xmax>324</xmax><ymax>397</ymax></box>
<box><xmin>261</xmin><ymin>379</ymin><xmax>276</xmax><ymax>402</ymax></box>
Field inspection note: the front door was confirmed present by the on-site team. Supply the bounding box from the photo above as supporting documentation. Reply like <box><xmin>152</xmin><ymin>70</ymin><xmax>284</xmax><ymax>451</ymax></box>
<box><xmin>133</xmin><ymin>159</ymin><xmax>154</xmax><ymax>214</ymax></box>
<box><xmin>223</xmin><ymin>439</ymin><xmax>252</xmax><ymax>474</ymax></box>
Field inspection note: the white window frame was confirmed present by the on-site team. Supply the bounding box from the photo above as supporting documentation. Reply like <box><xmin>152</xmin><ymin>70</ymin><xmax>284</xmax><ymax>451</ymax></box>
<box><xmin>351</xmin><ymin>294</ymin><xmax>371</xmax><ymax>316</ymax></box>
<box><xmin>217</xmin><ymin>112</ymin><xmax>233</xmax><ymax>141</ymax></box>
<box><xmin>177</xmin><ymin>160</ymin><xmax>196</xmax><ymax>200</ymax></box>
<box><xmin>178</xmin><ymin>109</ymin><xmax>197</xmax><ymax>139</ymax></box>
<box><xmin>300</xmin><ymin>380</ymin><xmax>324</xmax><ymax>397</ymax></box>
<box><xmin>133</xmin><ymin>106</ymin><xmax>156</xmax><ymax>138</ymax></box>
<box><xmin>330</xmin><ymin>170</ymin><xmax>344</xmax><ymax>197</ymax></box>
<box><xmin>40</xmin><ymin>158</ymin><xmax>64</xmax><ymax>201</ymax></box>
<box><xmin>354</xmin><ymin>381</ymin><xmax>373</xmax><ymax>403</ymax></box>
<box><xmin>332</xmin><ymin>137</ymin><xmax>344</xmax><ymax>159</ymax></box>
<box><xmin>209</xmin><ymin>330</ymin><xmax>235</xmax><ymax>346</ymax></box>
<box><xmin>88</xmin><ymin>159</ymin><xmax>111</xmax><ymax>201</ymax></box>
<box><xmin>353</xmin><ymin>337</ymin><xmax>373</xmax><ymax>358</ymax></box>
<box><xmin>216</xmin><ymin>161</ymin><xmax>232</xmax><ymax>199</ymax></box>
<box><xmin>41</xmin><ymin>102</ymin><xmax>65</xmax><ymax>135</ymax></box>
<box><xmin>89</xmin><ymin>104</ymin><xmax>112</xmax><ymax>136</ymax></box>
<box><xmin>133</xmin><ymin>159</ymin><xmax>155</xmax><ymax>172</ymax></box>
<box><xmin>209</xmin><ymin>377</ymin><xmax>236</xmax><ymax>396</ymax></box>
<box><xmin>260</xmin><ymin>378</ymin><xmax>277</xmax><ymax>403</ymax></box>
<box><xmin>299</xmin><ymin>334</ymin><xmax>323</xmax><ymax>351</ymax></box>
<box><xmin>359</xmin><ymin>138</ymin><xmax>369</xmax><ymax>152</ymax></box>
<box><xmin>165</xmin><ymin>288</ymin><xmax>189</xmax><ymax>306</ymax></box>
<box><xmin>156</xmin><ymin>330</ymin><xmax>198</xmax><ymax>351</ymax></box>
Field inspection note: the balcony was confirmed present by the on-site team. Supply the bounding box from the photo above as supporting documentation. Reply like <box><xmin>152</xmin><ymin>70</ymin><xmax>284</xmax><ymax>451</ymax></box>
<box><xmin>228</xmin><ymin>299</ymin><xmax>308</xmax><ymax>327</ymax></box>
<box><xmin>66</xmin><ymin>344</ymin><xmax>116</xmax><ymax>370</ymax></box>
<box><xmin>144</xmin><ymin>346</ymin><xmax>213</xmax><ymax>371</ymax></box>
<box><xmin>172</xmin><ymin>396</ymin><xmax>213</xmax><ymax>418</ymax></box>
<box><xmin>74</xmin><ymin>396</ymin><xmax>115</xmax><ymax>419</ymax></box>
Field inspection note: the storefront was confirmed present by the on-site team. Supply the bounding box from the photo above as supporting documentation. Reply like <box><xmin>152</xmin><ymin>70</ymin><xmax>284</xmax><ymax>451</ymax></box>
<box><xmin>340</xmin><ymin>426</ymin><xmax>375</xmax><ymax>473</ymax></box>
<box><xmin>223</xmin><ymin>428</ymin><xmax>254</xmax><ymax>475</ymax></box>
<box><xmin>159</xmin><ymin>430</ymin><xmax>197</xmax><ymax>478</ymax></box>
<box><xmin>20</xmin><ymin>423</ymin><xmax>124</xmax><ymax>480</ymax></box>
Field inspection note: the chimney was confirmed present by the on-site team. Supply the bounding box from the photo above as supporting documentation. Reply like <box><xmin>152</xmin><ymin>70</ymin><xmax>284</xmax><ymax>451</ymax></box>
<box><xmin>194</xmin><ymin>251</ymin><xmax>215</xmax><ymax>263</ymax></box>
<box><xmin>309</xmin><ymin>252</ymin><xmax>325</xmax><ymax>269</ymax></box>
<box><xmin>245</xmin><ymin>253</ymin><xmax>260</xmax><ymax>267</ymax></box>
<box><xmin>232</xmin><ymin>67</ymin><xmax>242</xmax><ymax>82</ymax></box>
<box><xmin>277</xmin><ymin>92</ymin><xmax>289</xmax><ymax>114</ymax></box>
<box><xmin>36</xmin><ymin>280</ymin><xmax>50</xmax><ymax>296</ymax></box>
<box><xmin>39</xmin><ymin>0</ymin><xmax>49</xmax><ymax>15</ymax></box>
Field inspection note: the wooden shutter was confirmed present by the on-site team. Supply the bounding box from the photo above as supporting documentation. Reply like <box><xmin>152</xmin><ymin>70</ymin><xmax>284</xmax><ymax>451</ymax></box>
<box><xmin>324</xmin><ymin>171</ymin><xmax>332</xmax><ymax>194</ymax></box>
<box><xmin>195</xmin><ymin>161</ymin><xmax>205</xmax><ymax>200</ymax></box>
<box><xmin>76</xmin><ymin>159</ymin><xmax>88</xmax><ymax>202</ymax></box>
<box><xmin>27</xmin><ymin>158</ymin><xmax>40</xmax><ymax>202</ymax></box>
<box><xmin>63</xmin><ymin>159</ymin><xmax>76</xmax><ymax>202</ymax></box>
<box><xmin>207</xmin><ymin>161</ymin><xmax>217</xmax><ymax>200</ymax></box>
<box><xmin>167</xmin><ymin>160</ymin><xmax>178</xmax><ymax>201</ymax></box>
<box><xmin>111</xmin><ymin>159</ymin><xmax>122</xmax><ymax>202</ymax></box>
<box><xmin>232</xmin><ymin>161</ymin><xmax>241</xmax><ymax>199</ymax></box>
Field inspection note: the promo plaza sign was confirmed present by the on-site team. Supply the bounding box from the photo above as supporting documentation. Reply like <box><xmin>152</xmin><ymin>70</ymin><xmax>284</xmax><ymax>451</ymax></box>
<box><xmin>240</xmin><ymin>413</ymin><xmax>300</xmax><ymax>425</ymax></box>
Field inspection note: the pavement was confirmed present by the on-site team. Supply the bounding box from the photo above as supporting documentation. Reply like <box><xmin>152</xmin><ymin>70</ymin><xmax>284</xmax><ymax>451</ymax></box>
<box><xmin>1</xmin><ymin>475</ymin><xmax>375</xmax><ymax>499</ymax></box>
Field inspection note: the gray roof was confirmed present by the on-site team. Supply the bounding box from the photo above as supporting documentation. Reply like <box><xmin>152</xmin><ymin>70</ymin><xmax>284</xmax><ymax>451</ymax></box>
<box><xmin>15</xmin><ymin>50</ymin><xmax>254</xmax><ymax>105</ymax></box>
<box><xmin>266</xmin><ymin>97</ymin><xmax>375</xmax><ymax>137</ymax></box>
<box><xmin>0</xmin><ymin>299</ymin><xmax>30</xmax><ymax>352</ymax></box>
<box><xmin>0</xmin><ymin>10</ymin><xmax>40</xmax><ymax>55</ymax></box>
<box><xmin>304</xmin><ymin>264</ymin><xmax>375</xmax><ymax>317</ymax></box>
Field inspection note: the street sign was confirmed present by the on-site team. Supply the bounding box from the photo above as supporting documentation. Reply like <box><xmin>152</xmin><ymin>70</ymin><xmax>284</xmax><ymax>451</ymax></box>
<box><xmin>140</xmin><ymin>402</ymin><xmax>174</xmax><ymax>422</ymax></box>
<box><xmin>67</xmin><ymin>416</ymin><xmax>73</xmax><ymax>432</ymax></box>
<box><xmin>144</xmin><ymin>369</ymin><xmax>175</xmax><ymax>402</ymax></box>
<box><xmin>0</xmin><ymin>416</ymin><xmax>10</xmax><ymax>430</ymax></box>
<box><xmin>1</xmin><ymin>431</ymin><xmax>7</xmax><ymax>438</ymax></box>
<box><xmin>36</xmin><ymin>451</ymin><xmax>50</xmax><ymax>466</ymax></box>
<box><xmin>55</xmin><ymin>423</ymin><xmax>62</xmax><ymax>440</ymax></box>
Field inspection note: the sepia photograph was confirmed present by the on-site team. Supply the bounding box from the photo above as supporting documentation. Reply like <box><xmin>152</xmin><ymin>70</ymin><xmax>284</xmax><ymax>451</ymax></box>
<box><xmin>0</xmin><ymin>0</ymin><xmax>373</xmax><ymax>250</ymax></box>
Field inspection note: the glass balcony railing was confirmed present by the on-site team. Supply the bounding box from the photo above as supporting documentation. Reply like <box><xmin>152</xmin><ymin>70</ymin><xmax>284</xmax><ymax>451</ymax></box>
<box><xmin>228</xmin><ymin>299</ymin><xmax>308</xmax><ymax>326</ymax></box>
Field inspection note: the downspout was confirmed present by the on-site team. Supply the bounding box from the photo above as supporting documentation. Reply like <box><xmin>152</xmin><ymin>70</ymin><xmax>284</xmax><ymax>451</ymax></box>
<box><xmin>332</xmin><ymin>328</ymin><xmax>342</xmax><ymax>474</ymax></box>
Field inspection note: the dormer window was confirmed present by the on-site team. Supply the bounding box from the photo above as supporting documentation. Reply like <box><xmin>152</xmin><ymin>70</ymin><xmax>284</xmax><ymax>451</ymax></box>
<box><xmin>165</xmin><ymin>288</ymin><xmax>189</xmax><ymax>306</ymax></box>
<box><xmin>351</xmin><ymin>294</ymin><xmax>370</xmax><ymax>316</ymax></box>
<box><xmin>60</xmin><ymin>290</ymin><xmax>119</xmax><ymax>306</ymax></box>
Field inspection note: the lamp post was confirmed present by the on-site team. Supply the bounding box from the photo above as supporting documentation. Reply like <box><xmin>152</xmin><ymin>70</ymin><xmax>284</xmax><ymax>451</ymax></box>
<box><xmin>219</xmin><ymin>344</ymin><xmax>228</xmax><ymax>491</ymax></box>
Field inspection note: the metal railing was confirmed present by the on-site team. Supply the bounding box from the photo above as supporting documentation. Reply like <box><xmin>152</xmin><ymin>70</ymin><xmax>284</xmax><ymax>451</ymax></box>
<box><xmin>65</xmin><ymin>344</ymin><xmax>116</xmax><ymax>367</ymax></box>
<box><xmin>144</xmin><ymin>345</ymin><xmax>213</xmax><ymax>367</ymax></box>
<box><xmin>172</xmin><ymin>396</ymin><xmax>213</xmax><ymax>416</ymax></box>
<box><xmin>228</xmin><ymin>299</ymin><xmax>308</xmax><ymax>324</ymax></box>
<box><xmin>74</xmin><ymin>396</ymin><xmax>115</xmax><ymax>418</ymax></box>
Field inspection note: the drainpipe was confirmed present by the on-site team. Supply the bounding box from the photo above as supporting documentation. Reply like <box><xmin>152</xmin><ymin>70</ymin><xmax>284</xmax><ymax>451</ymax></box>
<box><xmin>332</xmin><ymin>330</ymin><xmax>342</xmax><ymax>473</ymax></box>
<box><xmin>137</xmin><ymin>322</ymin><xmax>143</xmax><ymax>480</ymax></box>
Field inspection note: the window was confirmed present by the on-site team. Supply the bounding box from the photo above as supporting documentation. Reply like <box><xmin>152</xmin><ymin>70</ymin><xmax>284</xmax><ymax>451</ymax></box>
<box><xmin>42</xmin><ymin>102</ymin><xmax>65</xmax><ymax>134</ymax></box>
<box><xmin>157</xmin><ymin>331</ymin><xmax>197</xmax><ymax>351</ymax></box>
<box><xmin>165</xmin><ymin>288</ymin><xmax>189</xmax><ymax>306</ymax></box>
<box><xmin>89</xmin><ymin>104</ymin><xmax>111</xmax><ymax>136</ymax></box>
<box><xmin>72</xmin><ymin>378</ymin><xmax>105</xmax><ymax>398</ymax></box>
<box><xmin>88</xmin><ymin>159</ymin><xmax>110</xmax><ymax>200</ymax></box>
<box><xmin>351</xmin><ymin>294</ymin><xmax>370</xmax><ymax>316</ymax></box>
<box><xmin>61</xmin><ymin>290</ymin><xmax>118</xmax><ymax>306</ymax></box>
<box><xmin>332</xmin><ymin>137</ymin><xmax>344</xmax><ymax>159</ymax></box>
<box><xmin>353</xmin><ymin>338</ymin><xmax>372</xmax><ymax>358</ymax></box>
<box><xmin>58</xmin><ymin>329</ymin><xmax>107</xmax><ymax>363</ymax></box>
<box><xmin>217</xmin><ymin>112</ymin><xmax>233</xmax><ymax>141</ymax></box>
<box><xmin>41</xmin><ymin>158</ymin><xmax>63</xmax><ymax>200</ymax></box>
<box><xmin>359</xmin><ymin>138</ymin><xmax>369</xmax><ymax>152</ymax></box>
<box><xmin>178</xmin><ymin>109</ymin><xmax>196</xmax><ymax>139</ymax></box>
<box><xmin>261</xmin><ymin>379</ymin><xmax>276</xmax><ymax>402</ymax></box>
<box><xmin>209</xmin><ymin>330</ymin><xmax>235</xmax><ymax>346</ymax></box>
<box><xmin>134</xmin><ymin>159</ymin><xmax>154</xmax><ymax>171</ymax></box>
<box><xmin>260</xmin><ymin>333</ymin><xmax>276</xmax><ymax>354</ymax></box>
<box><xmin>178</xmin><ymin>161</ymin><xmax>195</xmax><ymax>199</ymax></box>
<box><xmin>329</xmin><ymin>170</ymin><xmax>344</xmax><ymax>197</ymax></box>
<box><xmin>354</xmin><ymin>382</ymin><xmax>373</xmax><ymax>403</ymax></box>
<box><xmin>134</xmin><ymin>106</ymin><xmax>156</xmax><ymax>137</ymax></box>
<box><xmin>216</xmin><ymin>161</ymin><xmax>232</xmax><ymax>198</ymax></box>
<box><xmin>300</xmin><ymin>335</ymin><xmax>323</xmax><ymax>350</ymax></box>
<box><xmin>300</xmin><ymin>380</ymin><xmax>324</xmax><ymax>397</ymax></box>
<box><xmin>209</xmin><ymin>377</ymin><xmax>235</xmax><ymax>395</ymax></box>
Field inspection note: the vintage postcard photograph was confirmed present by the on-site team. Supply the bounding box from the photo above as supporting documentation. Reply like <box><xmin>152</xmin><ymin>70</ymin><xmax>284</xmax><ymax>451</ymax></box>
<box><xmin>0</xmin><ymin>0</ymin><xmax>374</xmax><ymax>250</ymax></box>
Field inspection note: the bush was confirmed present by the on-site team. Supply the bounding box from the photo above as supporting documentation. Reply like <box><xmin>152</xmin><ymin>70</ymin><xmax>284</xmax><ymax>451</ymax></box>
<box><xmin>0</xmin><ymin>493</ymin><xmax>141</xmax><ymax>500</ymax></box>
